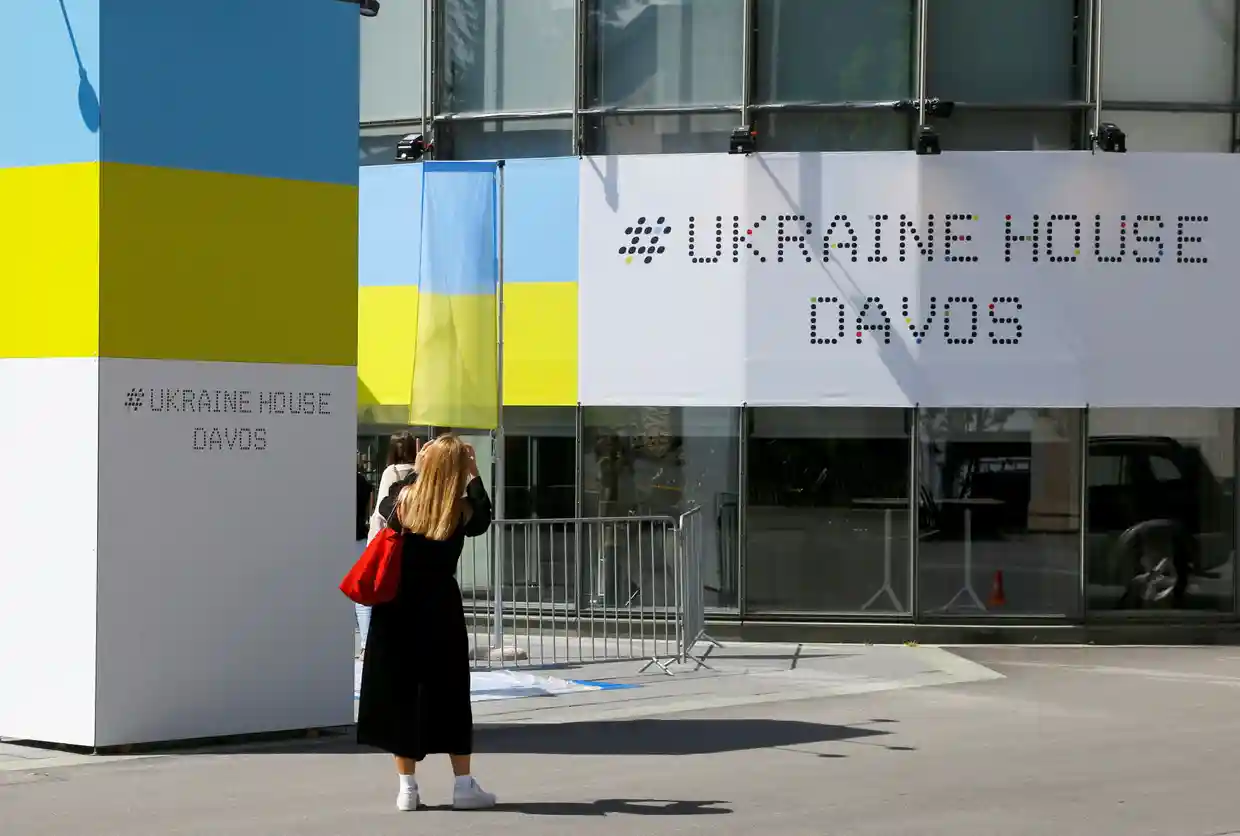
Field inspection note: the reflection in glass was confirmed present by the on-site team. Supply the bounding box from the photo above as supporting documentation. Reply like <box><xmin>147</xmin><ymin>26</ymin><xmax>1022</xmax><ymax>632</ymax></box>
<box><xmin>1101</xmin><ymin>0</ymin><xmax>1236</xmax><ymax>103</ymax></box>
<box><xmin>755</xmin><ymin>0</ymin><xmax>913</xmax><ymax>103</ymax></box>
<box><xmin>360</xmin><ymin>0</ymin><xmax>424</xmax><ymax>122</ymax></box>
<box><xmin>448</xmin><ymin>118</ymin><xmax>573</xmax><ymax>160</ymax></box>
<box><xmin>745</xmin><ymin>408</ymin><xmax>912</xmax><ymax>614</ymax></box>
<box><xmin>489</xmin><ymin>407</ymin><xmax>577</xmax><ymax>608</ymax></box>
<box><xmin>589</xmin><ymin>0</ymin><xmax>744</xmax><ymax>107</ymax></box>
<box><xmin>917</xmin><ymin>409</ymin><xmax>1083</xmax><ymax>617</ymax></box>
<box><xmin>755</xmin><ymin>112</ymin><xmax>910</xmax><ymax>152</ymax></box>
<box><xmin>503</xmin><ymin>407</ymin><xmax>576</xmax><ymax>521</ymax></box>
<box><xmin>583</xmin><ymin>407</ymin><xmax>739</xmax><ymax>610</ymax></box>
<box><xmin>1098</xmin><ymin>111</ymin><xmax>1233</xmax><ymax>153</ymax></box>
<box><xmin>931</xmin><ymin>111</ymin><xmax>1079</xmax><ymax>151</ymax></box>
<box><xmin>443</xmin><ymin>0</ymin><xmax>575</xmax><ymax>112</ymax></box>
<box><xmin>926</xmin><ymin>0</ymin><xmax>1080</xmax><ymax>102</ymax></box>
<box><xmin>591</xmin><ymin>113</ymin><xmax>739</xmax><ymax>155</ymax></box>
<box><xmin>1086</xmin><ymin>409</ymin><xmax>1235</xmax><ymax>614</ymax></box>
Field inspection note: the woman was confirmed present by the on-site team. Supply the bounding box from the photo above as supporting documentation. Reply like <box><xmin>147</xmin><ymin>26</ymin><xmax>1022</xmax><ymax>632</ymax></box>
<box><xmin>356</xmin><ymin>434</ymin><xmax>496</xmax><ymax>812</ymax></box>
<box><xmin>357</xmin><ymin>433</ymin><xmax>420</xmax><ymax>659</ymax></box>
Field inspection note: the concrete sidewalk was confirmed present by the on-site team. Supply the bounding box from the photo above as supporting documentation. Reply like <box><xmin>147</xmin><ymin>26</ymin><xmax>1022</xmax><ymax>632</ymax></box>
<box><xmin>1</xmin><ymin>642</ymin><xmax>997</xmax><ymax>775</ymax></box>
<box><xmin>11</xmin><ymin>646</ymin><xmax>1240</xmax><ymax>835</ymax></box>
<box><xmin>470</xmin><ymin>641</ymin><xmax>1001</xmax><ymax>725</ymax></box>
<box><xmin>1</xmin><ymin>643</ymin><xmax>1009</xmax><ymax>836</ymax></box>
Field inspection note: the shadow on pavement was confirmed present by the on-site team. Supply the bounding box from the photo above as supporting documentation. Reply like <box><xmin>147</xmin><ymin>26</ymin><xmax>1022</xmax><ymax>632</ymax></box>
<box><xmin>478</xmin><ymin>718</ymin><xmax>889</xmax><ymax>756</ymax></box>
<box><xmin>420</xmin><ymin>798</ymin><xmax>733</xmax><ymax>816</ymax></box>
<box><xmin>136</xmin><ymin>718</ymin><xmax>893</xmax><ymax>757</ymax></box>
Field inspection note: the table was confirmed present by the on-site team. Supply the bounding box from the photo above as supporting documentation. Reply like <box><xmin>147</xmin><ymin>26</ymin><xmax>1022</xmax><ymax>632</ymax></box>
<box><xmin>852</xmin><ymin>498</ymin><xmax>910</xmax><ymax>612</ymax></box>
<box><xmin>931</xmin><ymin>497</ymin><xmax>1006</xmax><ymax>613</ymax></box>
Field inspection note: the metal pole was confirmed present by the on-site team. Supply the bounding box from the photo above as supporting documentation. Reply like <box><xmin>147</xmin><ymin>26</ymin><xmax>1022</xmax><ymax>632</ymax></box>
<box><xmin>1232</xmin><ymin>0</ymin><xmax>1240</xmax><ymax>151</ymax></box>
<box><xmin>740</xmin><ymin>0</ymin><xmax>755</xmax><ymax>128</ymax></box>
<box><xmin>1091</xmin><ymin>0</ymin><xmax>1103</xmax><ymax>141</ymax></box>
<box><xmin>736</xmin><ymin>405</ymin><xmax>747</xmax><ymax>616</ymax></box>
<box><xmin>491</xmin><ymin>160</ymin><xmax>508</xmax><ymax>652</ymax></box>
<box><xmin>1233</xmin><ymin>409</ymin><xmax>1240</xmax><ymax>614</ymax></box>
<box><xmin>1078</xmin><ymin>406</ymin><xmax>1090</xmax><ymax>621</ymax></box>
<box><xmin>915</xmin><ymin>0</ymin><xmax>929</xmax><ymax>130</ymax></box>
<box><xmin>572</xmin><ymin>0</ymin><xmax>585</xmax><ymax>155</ymax></box>
<box><xmin>909</xmin><ymin>405</ymin><xmax>920</xmax><ymax>619</ymax></box>
<box><xmin>574</xmin><ymin>403</ymin><xmax>584</xmax><ymax>612</ymax></box>
<box><xmin>1080</xmin><ymin>0</ymin><xmax>1095</xmax><ymax>141</ymax></box>
<box><xmin>421</xmin><ymin>0</ymin><xmax>430</xmax><ymax>137</ymax></box>
<box><xmin>494</xmin><ymin>162</ymin><xmax>507</xmax><ymax>530</ymax></box>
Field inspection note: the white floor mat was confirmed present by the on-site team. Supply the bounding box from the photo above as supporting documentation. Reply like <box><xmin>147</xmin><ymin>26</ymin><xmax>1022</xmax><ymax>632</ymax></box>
<box><xmin>353</xmin><ymin>661</ymin><xmax>636</xmax><ymax>702</ymax></box>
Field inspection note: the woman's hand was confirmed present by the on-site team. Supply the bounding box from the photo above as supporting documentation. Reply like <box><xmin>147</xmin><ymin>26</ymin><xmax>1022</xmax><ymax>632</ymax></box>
<box><xmin>463</xmin><ymin>443</ymin><xmax>480</xmax><ymax>479</ymax></box>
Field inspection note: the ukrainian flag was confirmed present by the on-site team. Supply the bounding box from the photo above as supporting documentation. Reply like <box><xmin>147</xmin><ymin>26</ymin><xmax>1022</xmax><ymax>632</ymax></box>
<box><xmin>410</xmin><ymin>161</ymin><xmax>500</xmax><ymax>429</ymax></box>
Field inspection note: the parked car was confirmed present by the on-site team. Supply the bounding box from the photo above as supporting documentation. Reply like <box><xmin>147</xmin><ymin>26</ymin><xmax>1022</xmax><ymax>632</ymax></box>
<box><xmin>1087</xmin><ymin>436</ymin><xmax>1233</xmax><ymax>607</ymax></box>
<box><xmin>919</xmin><ymin>435</ymin><xmax>1233</xmax><ymax>608</ymax></box>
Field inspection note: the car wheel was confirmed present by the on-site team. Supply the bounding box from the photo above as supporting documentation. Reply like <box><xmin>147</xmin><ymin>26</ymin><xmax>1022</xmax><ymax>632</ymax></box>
<box><xmin>1112</xmin><ymin>520</ymin><xmax>1191</xmax><ymax>609</ymax></box>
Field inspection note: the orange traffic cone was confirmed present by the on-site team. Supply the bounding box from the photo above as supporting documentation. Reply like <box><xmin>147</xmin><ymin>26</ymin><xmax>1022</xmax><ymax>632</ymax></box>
<box><xmin>988</xmin><ymin>571</ymin><xmax>1006</xmax><ymax>607</ymax></box>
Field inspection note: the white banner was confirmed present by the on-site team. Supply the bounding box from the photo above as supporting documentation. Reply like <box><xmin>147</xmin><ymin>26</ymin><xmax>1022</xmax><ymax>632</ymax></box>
<box><xmin>580</xmin><ymin>152</ymin><xmax>1235</xmax><ymax>407</ymax></box>
<box><xmin>579</xmin><ymin>154</ymin><xmax>746</xmax><ymax>406</ymax></box>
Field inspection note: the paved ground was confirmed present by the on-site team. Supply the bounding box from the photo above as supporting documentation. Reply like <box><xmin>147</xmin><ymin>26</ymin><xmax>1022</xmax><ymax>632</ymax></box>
<box><xmin>6</xmin><ymin>643</ymin><xmax>1240</xmax><ymax>835</ymax></box>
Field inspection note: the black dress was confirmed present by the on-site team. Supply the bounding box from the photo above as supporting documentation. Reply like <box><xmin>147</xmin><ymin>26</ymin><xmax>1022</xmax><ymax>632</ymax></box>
<box><xmin>356</xmin><ymin>474</ymin><xmax>492</xmax><ymax>760</ymax></box>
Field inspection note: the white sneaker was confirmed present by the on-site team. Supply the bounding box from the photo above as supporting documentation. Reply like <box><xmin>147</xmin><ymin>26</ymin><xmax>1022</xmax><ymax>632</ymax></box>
<box><xmin>452</xmin><ymin>776</ymin><xmax>497</xmax><ymax>810</ymax></box>
<box><xmin>396</xmin><ymin>787</ymin><xmax>419</xmax><ymax>812</ymax></box>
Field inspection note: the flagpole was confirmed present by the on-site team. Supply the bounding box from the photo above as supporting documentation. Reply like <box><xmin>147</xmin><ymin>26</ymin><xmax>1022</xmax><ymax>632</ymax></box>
<box><xmin>495</xmin><ymin>161</ymin><xmax>506</xmax><ymax>530</ymax></box>
<box><xmin>491</xmin><ymin>159</ymin><xmax>507</xmax><ymax>654</ymax></box>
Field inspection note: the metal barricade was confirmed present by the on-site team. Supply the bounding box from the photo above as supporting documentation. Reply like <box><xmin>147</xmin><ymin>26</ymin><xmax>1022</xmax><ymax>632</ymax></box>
<box><xmin>457</xmin><ymin>509</ymin><xmax>715</xmax><ymax>674</ymax></box>
<box><xmin>675</xmin><ymin>506</ymin><xmax>722</xmax><ymax>668</ymax></box>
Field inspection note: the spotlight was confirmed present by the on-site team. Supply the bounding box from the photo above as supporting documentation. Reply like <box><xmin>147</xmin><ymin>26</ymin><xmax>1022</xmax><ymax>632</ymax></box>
<box><xmin>728</xmin><ymin>125</ymin><xmax>757</xmax><ymax>155</ymax></box>
<box><xmin>396</xmin><ymin>133</ymin><xmax>433</xmax><ymax>162</ymax></box>
<box><xmin>335</xmin><ymin>0</ymin><xmax>380</xmax><ymax>17</ymax></box>
<box><xmin>915</xmin><ymin>126</ymin><xmax>941</xmax><ymax>156</ymax></box>
<box><xmin>1094</xmin><ymin>122</ymin><xmax>1127</xmax><ymax>153</ymax></box>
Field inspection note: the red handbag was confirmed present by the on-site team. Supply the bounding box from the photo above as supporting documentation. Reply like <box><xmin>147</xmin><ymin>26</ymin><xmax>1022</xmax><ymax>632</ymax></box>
<box><xmin>340</xmin><ymin>528</ymin><xmax>402</xmax><ymax>605</ymax></box>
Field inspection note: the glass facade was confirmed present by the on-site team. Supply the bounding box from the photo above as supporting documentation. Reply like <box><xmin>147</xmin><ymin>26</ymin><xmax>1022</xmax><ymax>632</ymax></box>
<box><xmin>362</xmin><ymin>1</ymin><xmax>1240</xmax><ymax>160</ymax></box>
<box><xmin>364</xmin><ymin>407</ymin><xmax>1240</xmax><ymax>621</ymax></box>
<box><xmin>582</xmin><ymin>407</ymin><xmax>740</xmax><ymax>609</ymax></box>
<box><xmin>745</xmin><ymin>408</ymin><xmax>912</xmax><ymax>614</ymax></box>
<box><xmin>1086</xmin><ymin>409</ymin><xmax>1236</xmax><ymax>614</ymax></box>
<box><xmin>587</xmin><ymin>0</ymin><xmax>744</xmax><ymax>107</ymax></box>
<box><xmin>356</xmin><ymin>5</ymin><xmax>1240</xmax><ymax>623</ymax></box>
<box><xmin>917</xmin><ymin>409</ymin><xmax>1083</xmax><ymax>618</ymax></box>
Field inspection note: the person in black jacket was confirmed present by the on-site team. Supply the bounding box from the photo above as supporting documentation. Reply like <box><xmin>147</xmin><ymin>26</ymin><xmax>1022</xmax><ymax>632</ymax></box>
<box><xmin>356</xmin><ymin>466</ymin><xmax>374</xmax><ymax>542</ymax></box>
<box><xmin>355</xmin><ymin>434</ymin><xmax>496</xmax><ymax>812</ymax></box>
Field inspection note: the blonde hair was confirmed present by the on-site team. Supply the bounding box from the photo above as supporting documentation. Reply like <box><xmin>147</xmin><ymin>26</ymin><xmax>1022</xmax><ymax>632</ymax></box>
<box><xmin>395</xmin><ymin>435</ymin><xmax>471</xmax><ymax>541</ymax></box>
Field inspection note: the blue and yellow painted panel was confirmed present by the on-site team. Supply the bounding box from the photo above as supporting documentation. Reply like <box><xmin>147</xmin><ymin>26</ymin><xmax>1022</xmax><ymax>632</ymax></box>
<box><xmin>357</xmin><ymin>157</ymin><xmax>580</xmax><ymax>415</ymax></box>
<box><xmin>359</xmin><ymin>166</ymin><xmax>423</xmax><ymax>289</ymax></box>
<box><xmin>0</xmin><ymin>2</ymin><xmax>101</xmax><ymax>170</ymax></box>
<box><xmin>0</xmin><ymin>164</ymin><xmax>100</xmax><ymax>359</ymax></box>
<box><xmin>1</xmin><ymin>2</ymin><xmax>359</xmax><ymax>366</ymax></box>
<box><xmin>99</xmin><ymin>164</ymin><xmax>357</xmax><ymax>366</ymax></box>
<box><xmin>0</xmin><ymin>163</ymin><xmax>357</xmax><ymax>364</ymax></box>
<box><xmin>503</xmin><ymin>282</ymin><xmax>578</xmax><ymax>407</ymax></box>
<box><xmin>358</xmin><ymin>164</ymin><xmax>423</xmax><ymax>420</ymax></box>
<box><xmin>500</xmin><ymin>159</ymin><xmax>579</xmax><ymax>407</ymax></box>
<box><xmin>1</xmin><ymin>0</ymin><xmax>357</xmax><ymax>181</ymax></box>
<box><xmin>358</xmin><ymin>286</ymin><xmax>419</xmax><ymax>420</ymax></box>
<box><xmin>98</xmin><ymin>0</ymin><xmax>359</xmax><ymax>185</ymax></box>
